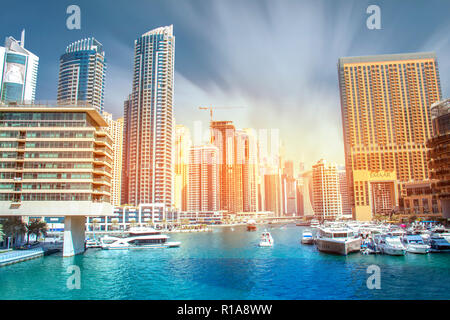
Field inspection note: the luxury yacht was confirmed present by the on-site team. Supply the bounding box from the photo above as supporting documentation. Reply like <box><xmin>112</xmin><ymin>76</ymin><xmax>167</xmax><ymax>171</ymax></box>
<box><xmin>315</xmin><ymin>227</ymin><xmax>361</xmax><ymax>255</ymax></box>
<box><xmin>301</xmin><ymin>230</ymin><xmax>314</xmax><ymax>244</ymax></box>
<box><xmin>259</xmin><ymin>231</ymin><xmax>273</xmax><ymax>247</ymax></box>
<box><xmin>310</xmin><ymin>219</ymin><xmax>320</xmax><ymax>229</ymax></box>
<box><xmin>402</xmin><ymin>235</ymin><xmax>430</xmax><ymax>254</ymax></box>
<box><xmin>429</xmin><ymin>236</ymin><xmax>450</xmax><ymax>253</ymax></box>
<box><xmin>100</xmin><ymin>232</ymin><xmax>180</xmax><ymax>250</ymax></box>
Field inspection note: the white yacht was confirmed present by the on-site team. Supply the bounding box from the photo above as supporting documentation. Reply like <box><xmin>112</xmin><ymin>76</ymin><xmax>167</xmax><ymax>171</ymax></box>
<box><xmin>301</xmin><ymin>230</ymin><xmax>314</xmax><ymax>245</ymax></box>
<box><xmin>310</xmin><ymin>219</ymin><xmax>320</xmax><ymax>228</ymax></box>
<box><xmin>374</xmin><ymin>234</ymin><xmax>406</xmax><ymax>256</ymax></box>
<box><xmin>315</xmin><ymin>227</ymin><xmax>361</xmax><ymax>255</ymax></box>
<box><xmin>259</xmin><ymin>231</ymin><xmax>273</xmax><ymax>247</ymax></box>
<box><xmin>100</xmin><ymin>230</ymin><xmax>180</xmax><ymax>250</ymax></box>
<box><xmin>402</xmin><ymin>235</ymin><xmax>430</xmax><ymax>254</ymax></box>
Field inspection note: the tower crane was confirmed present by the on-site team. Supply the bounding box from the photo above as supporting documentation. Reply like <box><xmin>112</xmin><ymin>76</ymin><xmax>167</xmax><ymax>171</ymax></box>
<box><xmin>198</xmin><ymin>106</ymin><xmax>244</xmax><ymax>122</ymax></box>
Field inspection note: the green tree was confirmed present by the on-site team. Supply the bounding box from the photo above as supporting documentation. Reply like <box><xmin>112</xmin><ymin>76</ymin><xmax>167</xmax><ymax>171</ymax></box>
<box><xmin>0</xmin><ymin>224</ymin><xmax>4</xmax><ymax>243</ymax></box>
<box><xmin>26</xmin><ymin>219</ymin><xmax>48</xmax><ymax>244</ymax></box>
<box><xmin>2</xmin><ymin>217</ymin><xmax>27</xmax><ymax>247</ymax></box>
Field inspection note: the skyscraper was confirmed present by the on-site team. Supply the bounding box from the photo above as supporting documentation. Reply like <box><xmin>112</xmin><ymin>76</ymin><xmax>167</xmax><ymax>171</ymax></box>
<box><xmin>312</xmin><ymin>159</ymin><xmax>342</xmax><ymax>220</ymax></box>
<box><xmin>57</xmin><ymin>37</ymin><xmax>106</xmax><ymax>113</ymax></box>
<box><xmin>122</xmin><ymin>26</ymin><xmax>175</xmax><ymax>211</ymax></box>
<box><xmin>175</xmin><ymin>124</ymin><xmax>191</xmax><ymax>212</ymax></box>
<box><xmin>338</xmin><ymin>52</ymin><xmax>442</xmax><ymax>220</ymax></box>
<box><xmin>211</xmin><ymin>120</ymin><xmax>239</xmax><ymax>213</ymax></box>
<box><xmin>188</xmin><ymin>145</ymin><xmax>219</xmax><ymax>212</ymax></box>
<box><xmin>103</xmin><ymin>112</ymin><xmax>124</xmax><ymax>207</ymax></box>
<box><xmin>0</xmin><ymin>30</ymin><xmax>39</xmax><ymax>103</ymax></box>
<box><xmin>338</xmin><ymin>168</ymin><xmax>352</xmax><ymax>218</ymax></box>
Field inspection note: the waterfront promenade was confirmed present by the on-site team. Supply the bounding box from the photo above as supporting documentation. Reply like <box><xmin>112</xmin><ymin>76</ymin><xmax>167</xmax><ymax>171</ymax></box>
<box><xmin>0</xmin><ymin>248</ymin><xmax>44</xmax><ymax>267</ymax></box>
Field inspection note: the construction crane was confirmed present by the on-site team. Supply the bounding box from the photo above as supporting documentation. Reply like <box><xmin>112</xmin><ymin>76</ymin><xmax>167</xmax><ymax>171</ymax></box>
<box><xmin>198</xmin><ymin>106</ymin><xmax>244</xmax><ymax>122</ymax></box>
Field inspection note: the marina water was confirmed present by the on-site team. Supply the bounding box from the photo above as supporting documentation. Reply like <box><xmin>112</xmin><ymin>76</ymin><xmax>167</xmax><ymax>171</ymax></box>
<box><xmin>1</xmin><ymin>224</ymin><xmax>449</xmax><ymax>300</ymax></box>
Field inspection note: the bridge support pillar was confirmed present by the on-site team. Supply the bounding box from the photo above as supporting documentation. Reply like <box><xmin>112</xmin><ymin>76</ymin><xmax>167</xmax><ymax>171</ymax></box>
<box><xmin>63</xmin><ymin>216</ymin><xmax>85</xmax><ymax>257</ymax></box>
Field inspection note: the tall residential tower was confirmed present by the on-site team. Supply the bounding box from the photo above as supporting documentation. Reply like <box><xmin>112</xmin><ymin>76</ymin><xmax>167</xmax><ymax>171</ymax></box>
<box><xmin>338</xmin><ymin>52</ymin><xmax>442</xmax><ymax>220</ymax></box>
<box><xmin>57</xmin><ymin>38</ymin><xmax>106</xmax><ymax>113</ymax></box>
<box><xmin>122</xmin><ymin>26</ymin><xmax>175</xmax><ymax>211</ymax></box>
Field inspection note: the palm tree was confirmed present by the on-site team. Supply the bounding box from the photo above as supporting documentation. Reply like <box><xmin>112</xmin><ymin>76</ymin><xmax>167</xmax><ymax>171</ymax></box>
<box><xmin>2</xmin><ymin>217</ymin><xmax>27</xmax><ymax>248</ymax></box>
<box><xmin>26</xmin><ymin>219</ymin><xmax>48</xmax><ymax>244</ymax></box>
<box><xmin>111</xmin><ymin>218</ymin><xmax>119</xmax><ymax>231</ymax></box>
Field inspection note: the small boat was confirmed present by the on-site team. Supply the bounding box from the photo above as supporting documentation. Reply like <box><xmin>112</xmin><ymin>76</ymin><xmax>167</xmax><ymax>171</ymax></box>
<box><xmin>315</xmin><ymin>227</ymin><xmax>361</xmax><ymax>255</ymax></box>
<box><xmin>247</xmin><ymin>219</ymin><xmax>257</xmax><ymax>231</ymax></box>
<box><xmin>100</xmin><ymin>233</ymin><xmax>180</xmax><ymax>250</ymax></box>
<box><xmin>301</xmin><ymin>230</ymin><xmax>314</xmax><ymax>244</ymax></box>
<box><xmin>375</xmin><ymin>234</ymin><xmax>406</xmax><ymax>256</ymax></box>
<box><xmin>259</xmin><ymin>231</ymin><xmax>273</xmax><ymax>247</ymax></box>
<box><xmin>429</xmin><ymin>236</ymin><xmax>450</xmax><ymax>253</ymax></box>
<box><xmin>85</xmin><ymin>238</ymin><xmax>101</xmax><ymax>248</ymax></box>
<box><xmin>402</xmin><ymin>235</ymin><xmax>430</xmax><ymax>254</ymax></box>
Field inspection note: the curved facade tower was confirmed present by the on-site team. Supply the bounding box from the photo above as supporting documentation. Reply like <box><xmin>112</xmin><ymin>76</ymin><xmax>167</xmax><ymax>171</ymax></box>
<box><xmin>57</xmin><ymin>38</ymin><xmax>106</xmax><ymax>113</ymax></box>
<box><xmin>122</xmin><ymin>26</ymin><xmax>175</xmax><ymax>209</ymax></box>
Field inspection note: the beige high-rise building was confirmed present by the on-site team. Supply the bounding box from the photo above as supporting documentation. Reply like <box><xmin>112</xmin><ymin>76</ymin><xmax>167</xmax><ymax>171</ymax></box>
<box><xmin>174</xmin><ymin>124</ymin><xmax>191</xmax><ymax>211</ymax></box>
<box><xmin>338</xmin><ymin>52</ymin><xmax>442</xmax><ymax>220</ymax></box>
<box><xmin>312</xmin><ymin>159</ymin><xmax>342</xmax><ymax>220</ymax></box>
<box><xmin>103</xmin><ymin>112</ymin><xmax>123</xmax><ymax>207</ymax></box>
<box><xmin>188</xmin><ymin>145</ymin><xmax>219</xmax><ymax>212</ymax></box>
<box><xmin>122</xmin><ymin>26</ymin><xmax>175</xmax><ymax>210</ymax></box>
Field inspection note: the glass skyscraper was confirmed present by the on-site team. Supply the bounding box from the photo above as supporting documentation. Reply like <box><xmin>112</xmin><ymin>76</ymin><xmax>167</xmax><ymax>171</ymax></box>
<box><xmin>57</xmin><ymin>37</ymin><xmax>106</xmax><ymax>113</ymax></box>
<box><xmin>0</xmin><ymin>30</ymin><xmax>39</xmax><ymax>103</ymax></box>
<box><xmin>122</xmin><ymin>26</ymin><xmax>175</xmax><ymax>210</ymax></box>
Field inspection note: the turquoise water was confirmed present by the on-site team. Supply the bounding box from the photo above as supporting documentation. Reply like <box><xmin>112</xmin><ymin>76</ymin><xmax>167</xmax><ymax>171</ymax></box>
<box><xmin>1</xmin><ymin>224</ymin><xmax>449</xmax><ymax>300</ymax></box>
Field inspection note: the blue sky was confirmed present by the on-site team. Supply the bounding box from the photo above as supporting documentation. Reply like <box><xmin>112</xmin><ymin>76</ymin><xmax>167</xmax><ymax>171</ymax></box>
<box><xmin>1</xmin><ymin>0</ymin><xmax>449</xmax><ymax>169</ymax></box>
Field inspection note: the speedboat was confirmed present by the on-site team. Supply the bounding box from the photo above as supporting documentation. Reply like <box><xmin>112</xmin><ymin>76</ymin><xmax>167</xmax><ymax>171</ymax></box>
<box><xmin>100</xmin><ymin>233</ymin><xmax>180</xmax><ymax>250</ymax></box>
<box><xmin>247</xmin><ymin>219</ymin><xmax>257</xmax><ymax>231</ymax></box>
<box><xmin>375</xmin><ymin>234</ymin><xmax>406</xmax><ymax>256</ymax></box>
<box><xmin>301</xmin><ymin>230</ymin><xmax>314</xmax><ymax>244</ymax></box>
<box><xmin>429</xmin><ymin>236</ymin><xmax>450</xmax><ymax>253</ymax></box>
<box><xmin>259</xmin><ymin>231</ymin><xmax>273</xmax><ymax>247</ymax></box>
<box><xmin>315</xmin><ymin>227</ymin><xmax>361</xmax><ymax>255</ymax></box>
<box><xmin>402</xmin><ymin>235</ymin><xmax>430</xmax><ymax>254</ymax></box>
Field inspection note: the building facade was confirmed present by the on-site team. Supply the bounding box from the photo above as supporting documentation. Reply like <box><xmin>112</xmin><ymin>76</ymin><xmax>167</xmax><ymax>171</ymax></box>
<box><xmin>0</xmin><ymin>103</ymin><xmax>113</xmax><ymax>256</ymax></box>
<box><xmin>122</xmin><ymin>26</ymin><xmax>175</xmax><ymax>212</ymax></box>
<box><xmin>57</xmin><ymin>38</ymin><xmax>106</xmax><ymax>113</ymax></box>
<box><xmin>312</xmin><ymin>159</ymin><xmax>342</xmax><ymax>220</ymax></box>
<box><xmin>174</xmin><ymin>124</ymin><xmax>191</xmax><ymax>211</ymax></box>
<box><xmin>188</xmin><ymin>145</ymin><xmax>219</xmax><ymax>212</ymax></box>
<box><xmin>0</xmin><ymin>30</ymin><xmax>39</xmax><ymax>103</ymax></box>
<box><xmin>427</xmin><ymin>98</ymin><xmax>450</xmax><ymax>219</ymax></box>
<box><xmin>103</xmin><ymin>112</ymin><xmax>123</xmax><ymax>207</ymax></box>
<box><xmin>338</xmin><ymin>52</ymin><xmax>442</xmax><ymax>220</ymax></box>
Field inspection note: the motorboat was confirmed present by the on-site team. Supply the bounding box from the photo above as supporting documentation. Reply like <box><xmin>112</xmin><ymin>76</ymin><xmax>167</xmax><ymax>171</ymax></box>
<box><xmin>127</xmin><ymin>226</ymin><xmax>161</xmax><ymax>236</ymax></box>
<box><xmin>315</xmin><ymin>227</ymin><xmax>361</xmax><ymax>255</ymax></box>
<box><xmin>402</xmin><ymin>235</ymin><xmax>430</xmax><ymax>254</ymax></box>
<box><xmin>374</xmin><ymin>234</ymin><xmax>406</xmax><ymax>256</ymax></box>
<box><xmin>85</xmin><ymin>238</ymin><xmax>101</xmax><ymax>248</ymax></box>
<box><xmin>259</xmin><ymin>231</ymin><xmax>273</xmax><ymax>247</ymax></box>
<box><xmin>429</xmin><ymin>236</ymin><xmax>450</xmax><ymax>253</ymax></box>
<box><xmin>301</xmin><ymin>230</ymin><xmax>314</xmax><ymax>244</ymax></box>
<box><xmin>247</xmin><ymin>219</ymin><xmax>257</xmax><ymax>231</ymax></box>
<box><xmin>100</xmin><ymin>234</ymin><xmax>180</xmax><ymax>250</ymax></box>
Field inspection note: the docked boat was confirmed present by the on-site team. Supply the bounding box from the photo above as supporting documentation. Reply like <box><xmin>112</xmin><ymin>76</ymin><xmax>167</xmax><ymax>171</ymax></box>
<box><xmin>374</xmin><ymin>234</ymin><xmax>406</xmax><ymax>256</ymax></box>
<box><xmin>259</xmin><ymin>231</ymin><xmax>273</xmax><ymax>247</ymax></box>
<box><xmin>301</xmin><ymin>230</ymin><xmax>314</xmax><ymax>244</ymax></box>
<box><xmin>315</xmin><ymin>227</ymin><xmax>361</xmax><ymax>255</ymax></box>
<box><xmin>310</xmin><ymin>219</ymin><xmax>320</xmax><ymax>229</ymax></box>
<box><xmin>402</xmin><ymin>235</ymin><xmax>430</xmax><ymax>254</ymax></box>
<box><xmin>85</xmin><ymin>238</ymin><xmax>101</xmax><ymax>248</ymax></box>
<box><xmin>100</xmin><ymin>233</ymin><xmax>180</xmax><ymax>250</ymax></box>
<box><xmin>247</xmin><ymin>219</ymin><xmax>257</xmax><ymax>232</ymax></box>
<box><xmin>127</xmin><ymin>226</ymin><xmax>161</xmax><ymax>236</ymax></box>
<box><xmin>429</xmin><ymin>236</ymin><xmax>450</xmax><ymax>253</ymax></box>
